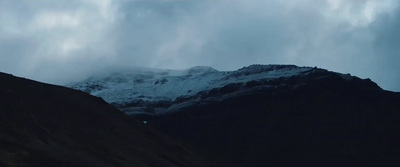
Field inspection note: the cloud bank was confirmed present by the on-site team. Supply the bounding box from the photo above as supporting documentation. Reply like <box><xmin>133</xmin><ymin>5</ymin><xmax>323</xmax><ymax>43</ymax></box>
<box><xmin>0</xmin><ymin>0</ymin><xmax>399</xmax><ymax>91</ymax></box>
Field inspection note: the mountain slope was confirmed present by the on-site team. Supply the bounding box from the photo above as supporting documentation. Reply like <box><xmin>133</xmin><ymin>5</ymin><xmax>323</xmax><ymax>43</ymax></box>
<box><xmin>0</xmin><ymin>72</ymin><xmax>206</xmax><ymax>167</ymax></box>
<box><xmin>69</xmin><ymin>65</ymin><xmax>400</xmax><ymax>166</ymax></box>
<box><xmin>136</xmin><ymin>67</ymin><xmax>400</xmax><ymax>166</ymax></box>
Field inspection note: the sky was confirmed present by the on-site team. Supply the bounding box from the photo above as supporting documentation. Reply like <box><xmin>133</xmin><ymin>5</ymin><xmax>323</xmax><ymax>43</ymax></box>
<box><xmin>0</xmin><ymin>0</ymin><xmax>399</xmax><ymax>91</ymax></box>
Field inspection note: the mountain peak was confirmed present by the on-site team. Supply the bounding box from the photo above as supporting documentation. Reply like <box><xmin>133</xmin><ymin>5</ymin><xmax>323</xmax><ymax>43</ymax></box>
<box><xmin>239</xmin><ymin>64</ymin><xmax>298</xmax><ymax>71</ymax></box>
<box><xmin>230</xmin><ymin>64</ymin><xmax>307</xmax><ymax>78</ymax></box>
<box><xmin>185</xmin><ymin>66</ymin><xmax>218</xmax><ymax>75</ymax></box>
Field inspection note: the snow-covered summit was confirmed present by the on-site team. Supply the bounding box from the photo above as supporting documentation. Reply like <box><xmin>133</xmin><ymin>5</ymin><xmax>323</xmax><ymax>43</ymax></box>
<box><xmin>68</xmin><ymin>64</ymin><xmax>317</xmax><ymax>114</ymax></box>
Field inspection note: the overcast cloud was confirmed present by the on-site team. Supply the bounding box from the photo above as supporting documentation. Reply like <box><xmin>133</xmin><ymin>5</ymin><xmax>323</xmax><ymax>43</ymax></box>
<box><xmin>0</xmin><ymin>0</ymin><xmax>399</xmax><ymax>91</ymax></box>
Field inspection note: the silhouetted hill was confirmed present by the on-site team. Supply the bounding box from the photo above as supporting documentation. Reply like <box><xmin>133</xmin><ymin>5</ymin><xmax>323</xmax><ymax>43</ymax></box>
<box><xmin>136</xmin><ymin>67</ymin><xmax>400</xmax><ymax>166</ymax></box>
<box><xmin>0</xmin><ymin>72</ymin><xmax>206</xmax><ymax>167</ymax></box>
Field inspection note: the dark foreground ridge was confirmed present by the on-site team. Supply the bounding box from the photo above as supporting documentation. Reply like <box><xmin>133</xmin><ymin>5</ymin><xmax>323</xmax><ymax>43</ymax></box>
<box><xmin>136</xmin><ymin>66</ymin><xmax>400</xmax><ymax>166</ymax></box>
<box><xmin>0</xmin><ymin>72</ymin><xmax>205</xmax><ymax>167</ymax></box>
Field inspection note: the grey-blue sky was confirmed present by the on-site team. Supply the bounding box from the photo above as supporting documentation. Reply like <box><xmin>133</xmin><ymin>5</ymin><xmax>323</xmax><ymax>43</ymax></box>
<box><xmin>0</xmin><ymin>0</ymin><xmax>399</xmax><ymax>91</ymax></box>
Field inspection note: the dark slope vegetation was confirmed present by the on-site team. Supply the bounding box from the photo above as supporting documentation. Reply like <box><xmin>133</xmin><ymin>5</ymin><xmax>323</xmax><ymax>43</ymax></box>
<box><xmin>0</xmin><ymin>72</ymin><xmax>205</xmax><ymax>167</ymax></box>
<box><xmin>137</xmin><ymin>68</ymin><xmax>400</xmax><ymax>166</ymax></box>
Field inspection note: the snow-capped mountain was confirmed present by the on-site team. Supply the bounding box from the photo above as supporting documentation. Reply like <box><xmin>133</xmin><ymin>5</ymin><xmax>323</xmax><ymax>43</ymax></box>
<box><xmin>67</xmin><ymin>64</ymin><xmax>360</xmax><ymax>115</ymax></box>
<box><xmin>65</xmin><ymin>65</ymin><xmax>400</xmax><ymax>165</ymax></box>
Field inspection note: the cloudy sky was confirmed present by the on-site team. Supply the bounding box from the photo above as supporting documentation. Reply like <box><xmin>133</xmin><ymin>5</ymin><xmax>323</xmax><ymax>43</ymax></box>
<box><xmin>0</xmin><ymin>0</ymin><xmax>399</xmax><ymax>91</ymax></box>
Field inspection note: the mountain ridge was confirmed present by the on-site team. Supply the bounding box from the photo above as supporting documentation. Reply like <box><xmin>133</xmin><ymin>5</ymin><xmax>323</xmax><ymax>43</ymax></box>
<box><xmin>68</xmin><ymin>64</ymin><xmax>383</xmax><ymax>115</ymax></box>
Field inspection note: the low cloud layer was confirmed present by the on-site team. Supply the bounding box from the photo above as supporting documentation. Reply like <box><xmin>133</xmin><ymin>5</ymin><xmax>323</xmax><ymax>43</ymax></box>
<box><xmin>1</xmin><ymin>0</ymin><xmax>399</xmax><ymax>91</ymax></box>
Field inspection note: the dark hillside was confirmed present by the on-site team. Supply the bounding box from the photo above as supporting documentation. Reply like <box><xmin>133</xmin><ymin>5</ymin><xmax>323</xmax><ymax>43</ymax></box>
<box><xmin>137</xmin><ymin>69</ymin><xmax>400</xmax><ymax>166</ymax></box>
<box><xmin>0</xmin><ymin>72</ymin><xmax>205</xmax><ymax>167</ymax></box>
